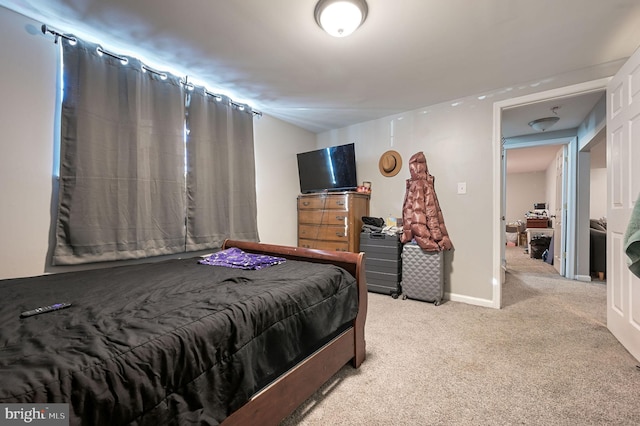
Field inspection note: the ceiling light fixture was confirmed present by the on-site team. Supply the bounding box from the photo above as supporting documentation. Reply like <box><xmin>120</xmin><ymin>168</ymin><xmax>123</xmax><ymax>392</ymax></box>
<box><xmin>314</xmin><ymin>0</ymin><xmax>368</xmax><ymax>38</ymax></box>
<box><xmin>528</xmin><ymin>106</ymin><xmax>560</xmax><ymax>132</ymax></box>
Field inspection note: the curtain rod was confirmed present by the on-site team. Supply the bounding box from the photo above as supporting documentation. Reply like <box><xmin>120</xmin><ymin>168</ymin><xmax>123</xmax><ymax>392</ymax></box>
<box><xmin>41</xmin><ymin>24</ymin><xmax>262</xmax><ymax>118</ymax></box>
<box><xmin>41</xmin><ymin>24</ymin><xmax>76</xmax><ymax>44</ymax></box>
<box><xmin>202</xmin><ymin>88</ymin><xmax>262</xmax><ymax>116</ymax></box>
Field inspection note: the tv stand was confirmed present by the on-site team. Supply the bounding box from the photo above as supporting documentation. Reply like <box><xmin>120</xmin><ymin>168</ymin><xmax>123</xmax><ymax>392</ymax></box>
<box><xmin>297</xmin><ymin>191</ymin><xmax>370</xmax><ymax>253</ymax></box>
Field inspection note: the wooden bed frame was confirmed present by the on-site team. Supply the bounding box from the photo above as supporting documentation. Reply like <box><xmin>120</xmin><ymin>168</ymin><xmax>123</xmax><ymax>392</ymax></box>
<box><xmin>220</xmin><ymin>239</ymin><xmax>368</xmax><ymax>425</ymax></box>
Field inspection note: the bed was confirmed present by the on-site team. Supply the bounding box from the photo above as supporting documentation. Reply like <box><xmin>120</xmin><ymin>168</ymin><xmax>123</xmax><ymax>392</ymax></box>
<box><xmin>0</xmin><ymin>239</ymin><xmax>367</xmax><ymax>425</ymax></box>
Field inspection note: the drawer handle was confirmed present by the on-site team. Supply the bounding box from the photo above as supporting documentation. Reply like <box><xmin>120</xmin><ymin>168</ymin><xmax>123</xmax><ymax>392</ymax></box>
<box><xmin>336</xmin><ymin>232</ymin><xmax>345</xmax><ymax>237</ymax></box>
<box><xmin>335</xmin><ymin>215</ymin><xmax>345</xmax><ymax>221</ymax></box>
<box><xmin>302</xmin><ymin>201</ymin><xmax>310</xmax><ymax>206</ymax></box>
<box><xmin>335</xmin><ymin>201</ymin><xmax>345</xmax><ymax>206</ymax></box>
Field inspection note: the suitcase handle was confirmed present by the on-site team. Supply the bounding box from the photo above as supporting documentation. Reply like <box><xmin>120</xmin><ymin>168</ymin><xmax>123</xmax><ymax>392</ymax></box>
<box><xmin>369</xmin><ymin>232</ymin><xmax>386</xmax><ymax>239</ymax></box>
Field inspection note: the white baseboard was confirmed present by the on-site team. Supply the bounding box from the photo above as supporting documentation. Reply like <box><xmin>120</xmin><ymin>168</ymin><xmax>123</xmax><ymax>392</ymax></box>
<box><xmin>446</xmin><ymin>292</ymin><xmax>496</xmax><ymax>309</ymax></box>
<box><xmin>575</xmin><ymin>274</ymin><xmax>592</xmax><ymax>282</ymax></box>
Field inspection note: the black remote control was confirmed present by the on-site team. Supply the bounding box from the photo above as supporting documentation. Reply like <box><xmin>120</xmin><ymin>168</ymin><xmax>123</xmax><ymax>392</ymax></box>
<box><xmin>20</xmin><ymin>303</ymin><xmax>72</xmax><ymax>318</ymax></box>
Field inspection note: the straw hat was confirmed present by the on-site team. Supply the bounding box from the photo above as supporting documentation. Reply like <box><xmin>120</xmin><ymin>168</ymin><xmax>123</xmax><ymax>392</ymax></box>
<box><xmin>378</xmin><ymin>150</ymin><xmax>402</xmax><ymax>177</ymax></box>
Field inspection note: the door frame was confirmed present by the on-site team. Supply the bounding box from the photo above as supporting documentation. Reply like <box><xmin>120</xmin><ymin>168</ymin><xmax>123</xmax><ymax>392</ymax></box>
<box><xmin>492</xmin><ymin>77</ymin><xmax>610</xmax><ymax>308</ymax></box>
<box><xmin>554</xmin><ymin>144</ymin><xmax>568</xmax><ymax>277</ymax></box>
<box><xmin>502</xmin><ymin>138</ymin><xmax>572</xmax><ymax>276</ymax></box>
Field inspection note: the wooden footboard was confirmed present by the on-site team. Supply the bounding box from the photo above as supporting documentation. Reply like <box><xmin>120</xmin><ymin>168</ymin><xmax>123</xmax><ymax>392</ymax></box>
<box><xmin>221</xmin><ymin>240</ymin><xmax>368</xmax><ymax>425</ymax></box>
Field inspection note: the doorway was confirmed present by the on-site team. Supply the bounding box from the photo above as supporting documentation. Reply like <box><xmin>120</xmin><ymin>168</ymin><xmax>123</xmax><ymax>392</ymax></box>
<box><xmin>492</xmin><ymin>78</ymin><xmax>610</xmax><ymax>308</ymax></box>
<box><xmin>503</xmin><ymin>142</ymin><xmax>567</xmax><ymax>276</ymax></box>
<box><xmin>582</xmin><ymin>128</ymin><xmax>608</xmax><ymax>282</ymax></box>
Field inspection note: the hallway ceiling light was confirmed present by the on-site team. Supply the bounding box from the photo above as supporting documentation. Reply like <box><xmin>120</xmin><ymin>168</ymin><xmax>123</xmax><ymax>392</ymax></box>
<box><xmin>528</xmin><ymin>117</ymin><xmax>559</xmax><ymax>131</ymax></box>
<box><xmin>314</xmin><ymin>0</ymin><xmax>368</xmax><ymax>37</ymax></box>
<box><xmin>528</xmin><ymin>106</ymin><xmax>560</xmax><ymax>132</ymax></box>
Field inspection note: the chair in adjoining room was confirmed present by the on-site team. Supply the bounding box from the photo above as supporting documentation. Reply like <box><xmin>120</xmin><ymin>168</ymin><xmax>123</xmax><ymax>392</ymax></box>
<box><xmin>590</xmin><ymin>219</ymin><xmax>607</xmax><ymax>280</ymax></box>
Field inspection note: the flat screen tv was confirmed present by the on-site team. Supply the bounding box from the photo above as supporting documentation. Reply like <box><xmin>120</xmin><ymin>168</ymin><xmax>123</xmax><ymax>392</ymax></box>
<box><xmin>296</xmin><ymin>143</ymin><xmax>358</xmax><ymax>194</ymax></box>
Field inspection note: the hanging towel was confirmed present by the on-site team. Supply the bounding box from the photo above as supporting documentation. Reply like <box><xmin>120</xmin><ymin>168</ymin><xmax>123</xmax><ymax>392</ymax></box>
<box><xmin>624</xmin><ymin>197</ymin><xmax>640</xmax><ymax>278</ymax></box>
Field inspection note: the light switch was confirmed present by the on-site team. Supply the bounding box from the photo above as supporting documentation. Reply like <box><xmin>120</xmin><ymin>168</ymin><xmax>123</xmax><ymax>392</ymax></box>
<box><xmin>457</xmin><ymin>182</ymin><xmax>467</xmax><ymax>194</ymax></box>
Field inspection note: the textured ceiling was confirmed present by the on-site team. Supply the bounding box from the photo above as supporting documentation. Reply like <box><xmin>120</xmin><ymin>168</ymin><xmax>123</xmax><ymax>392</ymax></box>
<box><xmin>1</xmin><ymin>0</ymin><xmax>640</xmax><ymax>135</ymax></box>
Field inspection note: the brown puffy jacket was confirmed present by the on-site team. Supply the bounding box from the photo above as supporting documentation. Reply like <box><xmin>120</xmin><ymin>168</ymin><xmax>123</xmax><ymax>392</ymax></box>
<box><xmin>400</xmin><ymin>152</ymin><xmax>453</xmax><ymax>251</ymax></box>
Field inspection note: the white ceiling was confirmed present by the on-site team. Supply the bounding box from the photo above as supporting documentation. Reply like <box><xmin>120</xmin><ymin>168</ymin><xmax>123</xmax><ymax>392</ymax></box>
<box><xmin>1</xmin><ymin>0</ymin><xmax>640</xmax><ymax>136</ymax></box>
<box><xmin>503</xmin><ymin>90</ymin><xmax>606</xmax><ymax>174</ymax></box>
<box><xmin>505</xmin><ymin>133</ymin><xmax>606</xmax><ymax>175</ymax></box>
<box><xmin>505</xmin><ymin>144</ymin><xmax>563</xmax><ymax>175</ymax></box>
<box><xmin>501</xmin><ymin>91</ymin><xmax>606</xmax><ymax>139</ymax></box>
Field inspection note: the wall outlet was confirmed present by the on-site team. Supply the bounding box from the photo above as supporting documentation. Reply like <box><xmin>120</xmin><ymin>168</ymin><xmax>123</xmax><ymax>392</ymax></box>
<box><xmin>457</xmin><ymin>182</ymin><xmax>467</xmax><ymax>194</ymax></box>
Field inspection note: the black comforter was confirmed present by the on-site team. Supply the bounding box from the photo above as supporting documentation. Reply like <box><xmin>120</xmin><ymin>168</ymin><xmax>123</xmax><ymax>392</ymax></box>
<box><xmin>0</xmin><ymin>257</ymin><xmax>358</xmax><ymax>425</ymax></box>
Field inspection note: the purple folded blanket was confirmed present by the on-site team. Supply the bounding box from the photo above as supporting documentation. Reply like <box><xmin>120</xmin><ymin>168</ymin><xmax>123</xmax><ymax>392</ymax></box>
<box><xmin>199</xmin><ymin>247</ymin><xmax>286</xmax><ymax>270</ymax></box>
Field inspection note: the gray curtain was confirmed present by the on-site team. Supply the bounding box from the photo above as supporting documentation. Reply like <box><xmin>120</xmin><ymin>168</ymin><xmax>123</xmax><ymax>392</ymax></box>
<box><xmin>53</xmin><ymin>38</ymin><xmax>186</xmax><ymax>265</ymax></box>
<box><xmin>185</xmin><ymin>88</ymin><xmax>259</xmax><ymax>251</ymax></box>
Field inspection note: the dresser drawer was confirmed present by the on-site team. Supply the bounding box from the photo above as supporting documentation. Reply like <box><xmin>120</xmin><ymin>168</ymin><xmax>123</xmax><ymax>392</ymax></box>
<box><xmin>298</xmin><ymin>210</ymin><xmax>348</xmax><ymax>226</ymax></box>
<box><xmin>298</xmin><ymin>194</ymin><xmax>349</xmax><ymax>210</ymax></box>
<box><xmin>296</xmin><ymin>191</ymin><xmax>369</xmax><ymax>253</ymax></box>
<box><xmin>298</xmin><ymin>238</ymin><xmax>349</xmax><ymax>252</ymax></box>
<box><xmin>299</xmin><ymin>224</ymin><xmax>349</xmax><ymax>242</ymax></box>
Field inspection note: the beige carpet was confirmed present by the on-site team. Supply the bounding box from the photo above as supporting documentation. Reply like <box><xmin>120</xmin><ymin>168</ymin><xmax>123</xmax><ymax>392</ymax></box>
<box><xmin>281</xmin><ymin>246</ymin><xmax>639</xmax><ymax>425</ymax></box>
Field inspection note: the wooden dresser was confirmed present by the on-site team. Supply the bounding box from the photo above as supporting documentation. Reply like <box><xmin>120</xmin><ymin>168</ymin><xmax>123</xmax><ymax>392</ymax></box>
<box><xmin>297</xmin><ymin>192</ymin><xmax>370</xmax><ymax>253</ymax></box>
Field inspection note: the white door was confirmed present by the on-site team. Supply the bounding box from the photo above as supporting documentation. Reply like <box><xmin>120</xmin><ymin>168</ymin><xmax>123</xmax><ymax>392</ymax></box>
<box><xmin>553</xmin><ymin>146</ymin><xmax>567</xmax><ymax>275</ymax></box>
<box><xmin>606</xmin><ymin>46</ymin><xmax>640</xmax><ymax>362</ymax></box>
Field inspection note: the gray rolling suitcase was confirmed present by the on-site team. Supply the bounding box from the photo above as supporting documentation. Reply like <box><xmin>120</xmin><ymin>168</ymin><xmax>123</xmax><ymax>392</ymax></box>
<box><xmin>401</xmin><ymin>243</ymin><xmax>444</xmax><ymax>305</ymax></box>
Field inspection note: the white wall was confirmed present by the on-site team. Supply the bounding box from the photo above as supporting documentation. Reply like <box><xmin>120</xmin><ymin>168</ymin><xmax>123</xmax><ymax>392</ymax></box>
<box><xmin>590</xmin><ymin>168</ymin><xmax>607</xmax><ymax>219</ymax></box>
<box><xmin>254</xmin><ymin>115</ymin><xmax>315</xmax><ymax>246</ymax></box>
<box><xmin>589</xmin><ymin>137</ymin><xmax>607</xmax><ymax>220</ymax></box>
<box><xmin>318</xmin><ymin>103</ymin><xmax>497</xmax><ymax>304</ymax></box>
<box><xmin>505</xmin><ymin>172</ymin><xmax>547</xmax><ymax>224</ymax></box>
<box><xmin>0</xmin><ymin>9</ymin><xmax>58</xmax><ymax>279</ymax></box>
